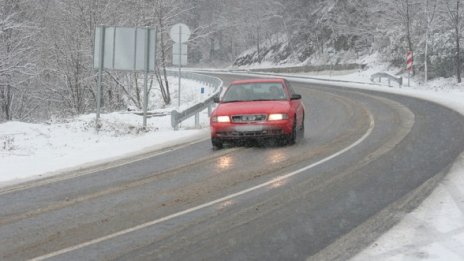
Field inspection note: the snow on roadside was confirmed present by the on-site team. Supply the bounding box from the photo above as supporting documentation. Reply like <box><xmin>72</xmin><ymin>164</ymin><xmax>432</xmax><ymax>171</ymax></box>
<box><xmin>220</xmin><ymin>63</ymin><xmax>464</xmax><ymax>260</ymax></box>
<box><xmin>276</xmin><ymin>67</ymin><xmax>464</xmax><ymax>261</ymax></box>
<box><xmin>352</xmin><ymin>153</ymin><xmax>464</xmax><ymax>261</ymax></box>
<box><xmin>1</xmin><ymin>64</ymin><xmax>463</xmax><ymax>259</ymax></box>
<box><xmin>0</xmin><ymin>77</ymin><xmax>212</xmax><ymax>186</ymax></box>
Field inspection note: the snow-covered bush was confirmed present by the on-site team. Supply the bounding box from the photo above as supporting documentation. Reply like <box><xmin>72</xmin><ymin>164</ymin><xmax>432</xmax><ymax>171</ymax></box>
<box><xmin>428</xmin><ymin>31</ymin><xmax>460</xmax><ymax>79</ymax></box>
<box><xmin>1</xmin><ymin>135</ymin><xmax>15</xmax><ymax>151</ymax></box>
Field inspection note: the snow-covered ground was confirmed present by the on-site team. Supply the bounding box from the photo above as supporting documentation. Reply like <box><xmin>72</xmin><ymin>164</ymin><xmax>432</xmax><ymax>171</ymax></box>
<box><xmin>0</xmin><ymin>76</ymin><xmax>212</xmax><ymax>186</ymax></box>
<box><xmin>1</xmin><ymin>64</ymin><xmax>463</xmax><ymax>260</ymax></box>
<box><xmin>260</xmin><ymin>66</ymin><xmax>464</xmax><ymax>261</ymax></box>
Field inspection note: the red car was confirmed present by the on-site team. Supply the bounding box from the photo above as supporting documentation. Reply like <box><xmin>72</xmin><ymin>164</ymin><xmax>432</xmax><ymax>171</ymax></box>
<box><xmin>210</xmin><ymin>78</ymin><xmax>305</xmax><ymax>149</ymax></box>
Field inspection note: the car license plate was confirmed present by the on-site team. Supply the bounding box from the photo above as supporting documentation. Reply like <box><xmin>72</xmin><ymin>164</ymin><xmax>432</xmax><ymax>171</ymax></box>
<box><xmin>234</xmin><ymin>125</ymin><xmax>263</xmax><ymax>132</ymax></box>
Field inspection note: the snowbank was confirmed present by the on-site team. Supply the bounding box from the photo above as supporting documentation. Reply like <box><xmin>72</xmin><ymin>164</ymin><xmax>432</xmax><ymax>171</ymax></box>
<box><xmin>0</xmin><ymin>77</ymin><xmax>212</xmax><ymax>186</ymax></box>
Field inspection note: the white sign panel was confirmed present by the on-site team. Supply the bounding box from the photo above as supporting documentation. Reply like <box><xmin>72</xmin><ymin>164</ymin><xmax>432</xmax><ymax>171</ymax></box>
<box><xmin>172</xmin><ymin>43</ymin><xmax>187</xmax><ymax>55</ymax></box>
<box><xmin>173</xmin><ymin>54</ymin><xmax>188</xmax><ymax>66</ymax></box>
<box><xmin>94</xmin><ymin>26</ymin><xmax>156</xmax><ymax>72</ymax></box>
<box><xmin>170</xmin><ymin>23</ymin><xmax>191</xmax><ymax>43</ymax></box>
<box><xmin>172</xmin><ymin>43</ymin><xmax>187</xmax><ymax>66</ymax></box>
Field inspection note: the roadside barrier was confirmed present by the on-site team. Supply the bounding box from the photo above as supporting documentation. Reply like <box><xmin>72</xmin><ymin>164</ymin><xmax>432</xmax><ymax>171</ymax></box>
<box><xmin>168</xmin><ymin>70</ymin><xmax>223</xmax><ymax>129</ymax></box>
<box><xmin>370</xmin><ymin>72</ymin><xmax>403</xmax><ymax>87</ymax></box>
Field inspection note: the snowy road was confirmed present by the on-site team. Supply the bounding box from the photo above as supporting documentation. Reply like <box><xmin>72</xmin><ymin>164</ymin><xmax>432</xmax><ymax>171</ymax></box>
<box><xmin>0</xmin><ymin>75</ymin><xmax>463</xmax><ymax>260</ymax></box>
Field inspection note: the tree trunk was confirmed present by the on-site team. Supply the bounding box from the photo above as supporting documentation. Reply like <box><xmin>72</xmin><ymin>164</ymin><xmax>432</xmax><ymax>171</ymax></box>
<box><xmin>257</xmin><ymin>25</ymin><xmax>261</xmax><ymax>63</ymax></box>
<box><xmin>156</xmin><ymin>4</ymin><xmax>171</xmax><ymax>105</ymax></box>
<box><xmin>7</xmin><ymin>85</ymin><xmax>13</xmax><ymax>121</ymax></box>
<box><xmin>406</xmin><ymin>0</ymin><xmax>414</xmax><ymax>75</ymax></box>
<box><xmin>160</xmin><ymin>37</ymin><xmax>171</xmax><ymax>105</ymax></box>
<box><xmin>424</xmin><ymin>0</ymin><xmax>429</xmax><ymax>83</ymax></box>
<box><xmin>1</xmin><ymin>84</ymin><xmax>13</xmax><ymax>121</ymax></box>
<box><xmin>425</xmin><ymin>30</ymin><xmax>429</xmax><ymax>83</ymax></box>
<box><xmin>210</xmin><ymin>37</ymin><xmax>215</xmax><ymax>60</ymax></box>
<box><xmin>456</xmin><ymin>1</ymin><xmax>462</xmax><ymax>83</ymax></box>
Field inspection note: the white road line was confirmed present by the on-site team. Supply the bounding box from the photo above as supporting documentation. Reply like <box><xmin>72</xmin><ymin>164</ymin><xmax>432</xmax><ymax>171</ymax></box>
<box><xmin>32</xmin><ymin>113</ymin><xmax>375</xmax><ymax>261</ymax></box>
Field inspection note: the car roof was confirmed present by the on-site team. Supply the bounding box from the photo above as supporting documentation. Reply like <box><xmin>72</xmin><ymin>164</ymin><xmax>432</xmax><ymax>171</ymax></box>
<box><xmin>229</xmin><ymin>78</ymin><xmax>286</xmax><ymax>85</ymax></box>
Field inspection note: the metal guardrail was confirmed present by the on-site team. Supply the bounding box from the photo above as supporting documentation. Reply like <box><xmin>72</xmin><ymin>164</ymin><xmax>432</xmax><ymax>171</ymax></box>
<box><xmin>370</xmin><ymin>72</ymin><xmax>402</xmax><ymax>87</ymax></box>
<box><xmin>248</xmin><ymin>63</ymin><xmax>366</xmax><ymax>73</ymax></box>
<box><xmin>168</xmin><ymin>70</ymin><xmax>223</xmax><ymax>129</ymax></box>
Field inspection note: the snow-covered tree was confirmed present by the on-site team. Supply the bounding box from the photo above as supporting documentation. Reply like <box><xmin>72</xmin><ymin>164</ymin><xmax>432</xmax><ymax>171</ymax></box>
<box><xmin>423</xmin><ymin>0</ymin><xmax>438</xmax><ymax>83</ymax></box>
<box><xmin>3</xmin><ymin>0</ymin><xmax>464</xmax><ymax>122</ymax></box>
<box><xmin>441</xmin><ymin>0</ymin><xmax>463</xmax><ymax>83</ymax></box>
<box><xmin>0</xmin><ymin>0</ymin><xmax>37</xmax><ymax>121</ymax></box>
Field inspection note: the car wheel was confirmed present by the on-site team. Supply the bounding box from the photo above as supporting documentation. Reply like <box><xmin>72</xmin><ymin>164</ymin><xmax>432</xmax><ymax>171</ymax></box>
<box><xmin>212</xmin><ymin>138</ymin><xmax>224</xmax><ymax>150</ymax></box>
<box><xmin>300</xmin><ymin>114</ymin><xmax>305</xmax><ymax>139</ymax></box>
<box><xmin>287</xmin><ymin>118</ymin><xmax>297</xmax><ymax>145</ymax></box>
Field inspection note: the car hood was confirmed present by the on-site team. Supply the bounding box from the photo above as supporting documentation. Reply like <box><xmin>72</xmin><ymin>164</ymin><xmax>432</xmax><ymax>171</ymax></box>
<box><xmin>215</xmin><ymin>101</ymin><xmax>290</xmax><ymax>115</ymax></box>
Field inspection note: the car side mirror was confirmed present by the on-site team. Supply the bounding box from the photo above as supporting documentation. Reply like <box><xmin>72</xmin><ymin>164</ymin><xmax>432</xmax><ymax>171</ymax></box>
<box><xmin>291</xmin><ymin>94</ymin><xmax>302</xmax><ymax>100</ymax></box>
<box><xmin>213</xmin><ymin>96</ymin><xmax>221</xmax><ymax>103</ymax></box>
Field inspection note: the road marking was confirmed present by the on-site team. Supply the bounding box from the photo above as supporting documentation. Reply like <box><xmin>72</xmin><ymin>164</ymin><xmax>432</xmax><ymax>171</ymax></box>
<box><xmin>0</xmin><ymin>137</ymin><xmax>210</xmax><ymax>196</ymax></box>
<box><xmin>0</xmin><ymin>146</ymin><xmax>243</xmax><ymax>226</ymax></box>
<box><xmin>32</xmin><ymin>113</ymin><xmax>375</xmax><ymax>261</ymax></box>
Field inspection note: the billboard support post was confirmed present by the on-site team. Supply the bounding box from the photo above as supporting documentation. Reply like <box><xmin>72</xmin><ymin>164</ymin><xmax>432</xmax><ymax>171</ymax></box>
<box><xmin>143</xmin><ymin>27</ymin><xmax>150</xmax><ymax>129</ymax></box>
<box><xmin>96</xmin><ymin>26</ymin><xmax>105</xmax><ymax>131</ymax></box>
<box><xmin>178</xmin><ymin>26</ymin><xmax>182</xmax><ymax>108</ymax></box>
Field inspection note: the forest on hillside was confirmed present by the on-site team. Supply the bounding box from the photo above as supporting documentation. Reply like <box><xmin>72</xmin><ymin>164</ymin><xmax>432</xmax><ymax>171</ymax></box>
<box><xmin>1</xmin><ymin>0</ymin><xmax>462</xmax><ymax>122</ymax></box>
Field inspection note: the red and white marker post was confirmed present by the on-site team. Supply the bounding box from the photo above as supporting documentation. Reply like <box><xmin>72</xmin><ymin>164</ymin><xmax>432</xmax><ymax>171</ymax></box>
<box><xmin>406</xmin><ymin>51</ymin><xmax>413</xmax><ymax>87</ymax></box>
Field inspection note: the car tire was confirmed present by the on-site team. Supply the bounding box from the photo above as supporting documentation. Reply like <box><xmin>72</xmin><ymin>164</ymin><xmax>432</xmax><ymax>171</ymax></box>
<box><xmin>300</xmin><ymin>113</ymin><xmax>305</xmax><ymax>139</ymax></box>
<box><xmin>287</xmin><ymin>118</ymin><xmax>297</xmax><ymax>145</ymax></box>
<box><xmin>212</xmin><ymin>138</ymin><xmax>224</xmax><ymax>150</ymax></box>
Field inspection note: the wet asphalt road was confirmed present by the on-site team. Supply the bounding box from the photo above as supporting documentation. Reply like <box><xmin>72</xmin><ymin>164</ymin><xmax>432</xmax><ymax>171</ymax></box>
<box><xmin>0</xmin><ymin>74</ymin><xmax>463</xmax><ymax>261</ymax></box>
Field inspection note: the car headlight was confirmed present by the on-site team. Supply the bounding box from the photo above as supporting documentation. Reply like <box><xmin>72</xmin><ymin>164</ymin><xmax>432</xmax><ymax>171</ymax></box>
<box><xmin>268</xmin><ymin>113</ymin><xmax>288</xmax><ymax>121</ymax></box>
<box><xmin>212</xmin><ymin>116</ymin><xmax>230</xmax><ymax>123</ymax></box>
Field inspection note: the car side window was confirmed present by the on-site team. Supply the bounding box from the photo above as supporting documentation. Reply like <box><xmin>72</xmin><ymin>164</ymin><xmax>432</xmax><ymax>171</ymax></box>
<box><xmin>285</xmin><ymin>80</ymin><xmax>296</xmax><ymax>96</ymax></box>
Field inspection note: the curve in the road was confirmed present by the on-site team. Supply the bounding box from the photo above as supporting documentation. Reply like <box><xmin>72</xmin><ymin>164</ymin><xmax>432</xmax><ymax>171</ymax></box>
<box><xmin>32</xmin><ymin>97</ymin><xmax>375</xmax><ymax>261</ymax></box>
<box><xmin>0</xmin><ymin>74</ymin><xmax>463</xmax><ymax>261</ymax></box>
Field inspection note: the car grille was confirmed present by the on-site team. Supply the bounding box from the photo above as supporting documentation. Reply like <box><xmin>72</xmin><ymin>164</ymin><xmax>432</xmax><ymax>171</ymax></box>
<box><xmin>231</xmin><ymin>114</ymin><xmax>267</xmax><ymax>123</ymax></box>
<box><xmin>217</xmin><ymin>129</ymin><xmax>283</xmax><ymax>138</ymax></box>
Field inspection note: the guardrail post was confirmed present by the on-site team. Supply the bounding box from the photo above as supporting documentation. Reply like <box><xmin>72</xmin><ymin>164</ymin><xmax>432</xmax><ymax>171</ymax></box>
<box><xmin>371</xmin><ymin>72</ymin><xmax>404</xmax><ymax>88</ymax></box>
<box><xmin>171</xmin><ymin>110</ymin><xmax>179</xmax><ymax>130</ymax></box>
<box><xmin>195</xmin><ymin>112</ymin><xmax>200</xmax><ymax>128</ymax></box>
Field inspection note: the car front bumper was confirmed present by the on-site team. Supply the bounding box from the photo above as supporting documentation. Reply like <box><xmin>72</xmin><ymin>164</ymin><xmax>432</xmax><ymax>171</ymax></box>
<box><xmin>211</xmin><ymin>121</ymin><xmax>292</xmax><ymax>140</ymax></box>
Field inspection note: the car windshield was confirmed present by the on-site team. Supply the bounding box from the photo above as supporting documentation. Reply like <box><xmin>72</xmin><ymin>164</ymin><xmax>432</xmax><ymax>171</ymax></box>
<box><xmin>222</xmin><ymin>82</ymin><xmax>287</xmax><ymax>102</ymax></box>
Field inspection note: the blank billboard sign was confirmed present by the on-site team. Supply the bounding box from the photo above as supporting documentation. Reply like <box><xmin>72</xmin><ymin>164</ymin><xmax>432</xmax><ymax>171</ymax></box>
<box><xmin>94</xmin><ymin>26</ymin><xmax>156</xmax><ymax>72</ymax></box>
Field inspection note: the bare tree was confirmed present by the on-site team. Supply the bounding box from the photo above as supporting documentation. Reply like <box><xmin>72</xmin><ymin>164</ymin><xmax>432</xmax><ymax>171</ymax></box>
<box><xmin>442</xmin><ymin>0</ymin><xmax>462</xmax><ymax>83</ymax></box>
<box><xmin>153</xmin><ymin>0</ymin><xmax>172</xmax><ymax>105</ymax></box>
<box><xmin>41</xmin><ymin>0</ymin><xmax>96</xmax><ymax>115</ymax></box>
<box><xmin>0</xmin><ymin>0</ymin><xmax>37</xmax><ymax>121</ymax></box>
<box><xmin>371</xmin><ymin>0</ymin><xmax>421</xmax><ymax>72</ymax></box>
<box><xmin>38</xmin><ymin>0</ymin><xmax>132</xmax><ymax>116</ymax></box>
<box><xmin>6</xmin><ymin>0</ymin><xmax>464</xmax><ymax>123</ymax></box>
<box><xmin>424</xmin><ymin>0</ymin><xmax>438</xmax><ymax>83</ymax></box>
<box><xmin>140</xmin><ymin>0</ymin><xmax>194</xmax><ymax>106</ymax></box>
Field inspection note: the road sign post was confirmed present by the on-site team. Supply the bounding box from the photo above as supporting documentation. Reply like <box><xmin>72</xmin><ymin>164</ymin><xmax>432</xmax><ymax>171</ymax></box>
<box><xmin>178</xmin><ymin>27</ymin><xmax>182</xmax><ymax>108</ymax></box>
<box><xmin>170</xmin><ymin>23</ymin><xmax>191</xmax><ymax>108</ymax></box>
<box><xmin>96</xmin><ymin>26</ymin><xmax>105</xmax><ymax>130</ymax></box>
<box><xmin>406</xmin><ymin>51</ymin><xmax>413</xmax><ymax>87</ymax></box>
